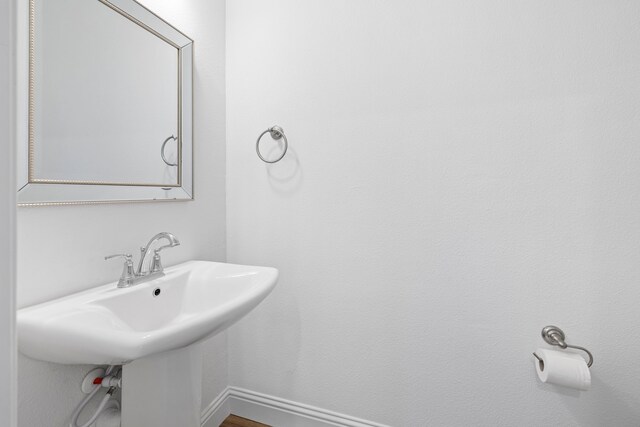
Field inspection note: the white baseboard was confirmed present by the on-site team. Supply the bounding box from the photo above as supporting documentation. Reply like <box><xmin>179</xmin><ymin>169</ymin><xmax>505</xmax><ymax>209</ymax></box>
<box><xmin>201</xmin><ymin>387</ymin><xmax>231</xmax><ymax>427</ymax></box>
<box><xmin>201</xmin><ymin>387</ymin><xmax>390</xmax><ymax>427</ymax></box>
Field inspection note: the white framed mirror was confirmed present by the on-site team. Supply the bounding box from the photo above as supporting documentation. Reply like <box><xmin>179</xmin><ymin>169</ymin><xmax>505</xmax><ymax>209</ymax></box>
<box><xmin>18</xmin><ymin>0</ymin><xmax>193</xmax><ymax>206</ymax></box>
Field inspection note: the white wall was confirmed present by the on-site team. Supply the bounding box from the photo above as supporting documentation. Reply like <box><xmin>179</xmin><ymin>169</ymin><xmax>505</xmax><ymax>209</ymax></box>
<box><xmin>0</xmin><ymin>0</ymin><xmax>17</xmax><ymax>425</ymax></box>
<box><xmin>17</xmin><ymin>1</ymin><xmax>227</xmax><ymax>426</ymax></box>
<box><xmin>226</xmin><ymin>1</ymin><xmax>640</xmax><ymax>426</ymax></box>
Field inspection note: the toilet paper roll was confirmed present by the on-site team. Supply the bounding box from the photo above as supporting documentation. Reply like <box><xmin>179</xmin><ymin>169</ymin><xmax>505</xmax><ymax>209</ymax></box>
<box><xmin>535</xmin><ymin>348</ymin><xmax>591</xmax><ymax>390</ymax></box>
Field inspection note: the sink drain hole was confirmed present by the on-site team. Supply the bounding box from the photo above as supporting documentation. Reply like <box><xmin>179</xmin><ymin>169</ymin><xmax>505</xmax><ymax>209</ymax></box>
<box><xmin>153</xmin><ymin>288</ymin><xmax>161</xmax><ymax>297</ymax></box>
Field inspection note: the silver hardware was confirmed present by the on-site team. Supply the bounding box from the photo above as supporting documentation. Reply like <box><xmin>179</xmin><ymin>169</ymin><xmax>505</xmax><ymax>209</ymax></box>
<box><xmin>150</xmin><ymin>250</ymin><xmax>163</xmax><ymax>273</ymax></box>
<box><xmin>532</xmin><ymin>352</ymin><xmax>544</xmax><ymax>371</ymax></box>
<box><xmin>105</xmin><ymin>232</ymin><xmax>180</xmax><ymax>288</ymax></box>
<box><xmin>256</xmin><ymin>126</ymin><xmax>288</xmax><ymax>163</ymax></box>
<box><xmin>104</xmin><ymin>254</ymin><xmax>136</xmax><ymax>288</ymax></box>
<box><xmin>136</xmin><ymin>232</ymin><xmax>180</xmax><ymax>276</ymax></box>
<box><xmin>534</xmin><ymin>325</ymin><xmax>594</xmax><ymax>367</ymax></box>
<box><xmin>161</xmin><ymin>135</ymin><xmax>178</xmax><ymax>166</ymax></box>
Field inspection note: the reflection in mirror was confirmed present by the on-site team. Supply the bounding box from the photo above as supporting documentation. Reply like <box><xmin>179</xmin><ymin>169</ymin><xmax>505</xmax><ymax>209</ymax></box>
<box><xmin>18</xmin><ymin>0</ymin><xmax>193</xmax><ymax>205</ymax></box>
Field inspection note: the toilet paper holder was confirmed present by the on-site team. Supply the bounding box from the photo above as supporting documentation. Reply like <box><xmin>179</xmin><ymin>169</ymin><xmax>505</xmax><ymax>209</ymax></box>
<box><xmin>533</xmin><ymin>325</ymin><xmax>594</xmax><ymax>368</ymax></box>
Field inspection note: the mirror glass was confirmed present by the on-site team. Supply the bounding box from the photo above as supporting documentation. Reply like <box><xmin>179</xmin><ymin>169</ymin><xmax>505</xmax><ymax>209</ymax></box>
<box><xmin>18</xmin><ymin>0</ymin><xmax>193</xmax><ymax>205</ymax></box>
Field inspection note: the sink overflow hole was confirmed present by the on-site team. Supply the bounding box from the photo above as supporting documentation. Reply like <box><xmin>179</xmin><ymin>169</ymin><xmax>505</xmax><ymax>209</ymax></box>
<box><xmin>153</xmin><ymin>288</ymin><xmax>161</xmax><ymax>297</ymax></box>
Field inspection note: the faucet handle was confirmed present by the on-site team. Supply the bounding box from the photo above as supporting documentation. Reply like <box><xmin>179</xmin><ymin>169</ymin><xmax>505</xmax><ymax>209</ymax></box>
<box><xmin>105</xmin><ymin>253</ymin><xmax>133</xmax><ymax>262</ymax></box>
<box><xmin>150</xmin><ymin>250</ymin><xmax>164</xmax><ymax>273</ymax></box>
<box><xmin>105</xmin><ymin>254</ymin><xmax>136</xmax><ymax>288</ymax></box>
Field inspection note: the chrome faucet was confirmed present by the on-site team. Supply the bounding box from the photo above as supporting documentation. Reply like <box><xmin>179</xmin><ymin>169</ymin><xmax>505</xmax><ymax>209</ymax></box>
<box><xmin>105</xmin><ymin>232</ymin><xmax>180</xmax><ymax>288</ymax></box>
<box><xmin>137</xmin><ymin>232</ymin><xmax>180</xmax><ymax>276</ymax></box>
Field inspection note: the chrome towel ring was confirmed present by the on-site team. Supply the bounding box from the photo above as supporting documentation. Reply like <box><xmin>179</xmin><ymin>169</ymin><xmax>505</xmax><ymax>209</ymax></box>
<box><xmin>161</xmin><ymin>135</ymin><xmax>178</xmax><ymax>166</ymax></box>
<box><xmin>256</xmin><ymin>126</ymin><xmax>288</xmax><ymax>163</ymax></box>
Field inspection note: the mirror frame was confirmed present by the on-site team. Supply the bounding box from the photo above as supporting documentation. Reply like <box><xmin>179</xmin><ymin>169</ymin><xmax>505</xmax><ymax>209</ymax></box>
<box><xmin>18</xmin><ymin>0</ymin><xmax>194</xmax><ymax>206</ymax></box>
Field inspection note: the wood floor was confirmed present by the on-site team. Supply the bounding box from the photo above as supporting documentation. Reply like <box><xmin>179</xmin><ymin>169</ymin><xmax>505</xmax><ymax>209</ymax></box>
<box><xmin>220</xmin><ymin>414</ymin><xmax>271</xmax><ymax>427</ymax></box>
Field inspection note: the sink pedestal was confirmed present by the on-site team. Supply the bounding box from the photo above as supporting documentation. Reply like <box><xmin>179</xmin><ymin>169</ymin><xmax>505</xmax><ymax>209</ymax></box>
<box><xmin>121</xmin><ymin>343</ymin><xmax>203</xmax><ymax>427</ymax></box>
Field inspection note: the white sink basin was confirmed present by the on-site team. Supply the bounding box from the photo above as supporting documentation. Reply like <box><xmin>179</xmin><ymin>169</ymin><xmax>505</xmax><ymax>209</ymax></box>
<box><xmin>17</xmin><ymin>260</ymin><xmax>278</xmax><ymax>365</ymax></box>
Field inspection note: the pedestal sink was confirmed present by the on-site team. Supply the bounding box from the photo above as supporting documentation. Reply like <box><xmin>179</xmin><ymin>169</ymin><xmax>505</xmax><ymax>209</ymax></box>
<box><xmin>17</xmin><ymin>260</ymin><xmax>278</xmax><ymax>427</ymax></box>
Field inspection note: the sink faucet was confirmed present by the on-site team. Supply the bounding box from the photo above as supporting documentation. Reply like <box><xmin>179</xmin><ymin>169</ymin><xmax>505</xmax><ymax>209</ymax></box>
<box><xmin>137</xmin><ymin>232</ymin><xmax>180</xmax><ymax>276</ymax></box>
<box><xmin>105</xmin><ymin>232</ymin><xmax>180</xmax><ymax>288</ymax></box>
